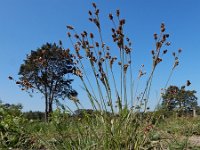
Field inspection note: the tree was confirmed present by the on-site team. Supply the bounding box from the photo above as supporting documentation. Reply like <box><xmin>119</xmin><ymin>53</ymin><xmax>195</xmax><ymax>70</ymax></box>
<box><xmin>18</xmin><ymin>42</ymin><xmax>78</xmax><ymax>122</ymax></box>
<box><xmin>162</xmin><ymin>85</ymin><xmax>198</xmax><ymax>115</ymax></box>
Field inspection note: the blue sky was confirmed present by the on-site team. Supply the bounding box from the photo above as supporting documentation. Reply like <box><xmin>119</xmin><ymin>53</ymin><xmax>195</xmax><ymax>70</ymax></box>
<box><xmin>0</xmin><ymin>0</ymin><xmax>200</xmax><ymax>112</ymax></box>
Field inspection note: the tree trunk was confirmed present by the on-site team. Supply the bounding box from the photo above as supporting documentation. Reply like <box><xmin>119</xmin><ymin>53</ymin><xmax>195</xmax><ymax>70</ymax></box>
<box><xmin>45</xmin><ymin>98</ymin><xmax>48</xmax><ymax>122</ymax></box>
<box><xmin>48</xmin><ymin>97</ymin><xmax>53</xmax><ymax>121</ymax></box>
<box><xmin>44</xmin><ymin>92</ymin><xmax>49</xmax><ymax>122</ymax></box>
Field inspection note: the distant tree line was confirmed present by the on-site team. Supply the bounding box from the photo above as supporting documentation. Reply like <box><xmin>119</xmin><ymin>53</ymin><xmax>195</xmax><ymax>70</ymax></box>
<box><xmin>161</xmin><ymin>85</ymin><xmax>198</xmax><ymax>117</ymax></box>
<box><xmin>23</xmin><ymin>111</ymin><xmax>45</xmax><ymax>121</ymax></box>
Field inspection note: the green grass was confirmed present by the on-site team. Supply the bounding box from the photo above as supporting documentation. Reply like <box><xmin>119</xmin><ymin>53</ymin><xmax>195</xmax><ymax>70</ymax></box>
<box><xmin>1</xmin><ymin>104</ymin><xmax>200</xmax><ymax>149</ymax></box>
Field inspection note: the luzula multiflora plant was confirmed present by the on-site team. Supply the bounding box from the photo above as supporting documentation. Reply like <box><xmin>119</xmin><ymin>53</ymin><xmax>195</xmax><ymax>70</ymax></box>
<box><xmin>67</xmin><ymin>4</ymin><xmax>134</xmax><ymax>114</ymax></box>
<box><xmin>66</xmin><ymin>3</ymin><xmax>181</xmax><ymax>114</ymax></box>
<box><xmin>8</xmin><ymin>3</ymin><xmax>184</xmax><ymax>149</ymax></box>
<box><xmin>63</xmin><ymin>4</ymin><xmax>183</xmax><ymax>148</ymax></box>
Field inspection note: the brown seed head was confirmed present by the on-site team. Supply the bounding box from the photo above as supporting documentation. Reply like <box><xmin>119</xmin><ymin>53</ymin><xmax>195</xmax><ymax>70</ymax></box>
<box><xmin>81</xmin><ymin>33</ymin><xmax>85</xmax><ymax>38</ymax></box>
<box><xmin>123</xmin><ymin>64</ymin><xmax>129</xmax><ymax>73</ymax></box>
<box><xmin>16</xmin><ymin>81</ymin><xmax>21</xmax><ymax>84</ymax></box>
<box><xmin>111</xmin><ymin>28</ymin><xmax>115</xmax><ymax>33</ymax></box>
<box><xmin>186</xmin><ymin>80</ymin><xmax>191</xmax><ymax>86</ymax></box>
<box><xmin>83</xmin><ymin>31</ymin><xmax>88</xmax><ymax>36</ymax></box>
<box><xmin>95</xmin><ymin>42</ymin><xmax>99</xmax><ymax>47</ymax></box>
<box><xmin>109</xmin><ymin>58</ymin><xmax>114</xmax><ymax>69</ymax></box>
<box><xmin>163</xmin><ymin>49</ymin><xmax>168</xmax><ymax>54</ymax></box>
<box><xmin>93</xmin><ymin>18</ymin><xmax>100</xmax><ymax>28</ymax></box>
<box><xmin>165</xmin><ymin>34</ymin><xmax>169</xmax><ymax>38</ymax></box>
<box><xmin>151</xmin><ymin>50</ymin><xmax>155</xmax><ymax>55</ymax></box>
<box><xmin>88</xmin><ymin>10</ymin><xmax>92</xmax><ymax>16</ymax></box>
<box><xmin>98</xmin><ymin>51</ymin><xmax>102</xmax><ymax>56</ymax></box>
<box><xmin>90</xmin><ymin>33</ymin><xmax>94</xmax><ymax>38</ymax></box>
<box><xmin>116</xmin><ymin>29</ymin><xmax>122</xmax><ymax>35</ymax></box>
<box><xmin>116</xmin><ymin>9</ymin><xmax>120</xmax><ymax>17</ymax></box>
<box><xmin>166</xmin><ymin>42</ymin><xmax>171</xmax><ymax>46</ymax></box>
<box><xmin>73</xmin><ymin>69</ymin><xmax>83</xmax><ymax>77</ymax></box>
<box><xmin>92</xmin><ymin>3</ymin><xmax>97</xmax><ymax>8</ymax></box>
<box><xmin>138</xmin><ymin>70</ymin><xmax>146</xmax><ymax>78</ymax></box>
<box><xmin>8</xmin><ymin>76</ymin><xmax>13</xmax><ymax>80</ymax></box>
<box><xmin>89</xmin><ymin>18</ymin><xmax>93</xmax><ymax>22</ymax></box>
<box><xmin>156</xmin><ymin>42</ymin><xmax>162</xmax><ymax>50</ymax></box>
<box><xmin>66</xmin><ymin>25</ymin><xmax>74</xmax><ymax>30</ymax></box>
<box><xmin>109</xmin><ymin>13</ymin><xmax>113</xmax><ymax>20</ymax></box>
<box><xmin>154</xmin><ymin>33</ymin><xmax>158</xmax><ymax>40</ymax></box>
<box><xmin>95</xmin><ymin>9</ymin><xmax>99</xmax><ymax>15</ymax></box>
<box><xmin>100</xmin><ymin>57</ymin><xmax>105</xmax><ymax>62</ymax></box>
<box><xmin>120</xmin><ymin>19</ymin><xmax>126</xmax><ymax>25</ymax></box>
<box><xmin>161</xmin><ymin>23</ymin><xmax>165</xmax><ymax>32</ymax></box>
<box><xmin>173</xmin><ymin>59</ymin><xmax>179</xmax><ymax>68</ymax></box>
<box><xmin>74</xmin><ymin>34</ymin><xmax>79</xmax><ymax>39</ymax></box>
<box><xmin>162</xmin><ymin>34</ymin><xmax>166</xmax><ymax>42</ymax></box>
<box><xmin>157</xmin><ymin>57</ymin><xmax>162</xmax><ymax>64</ymax></box>
<box><xmin>67</xmin><ymin>32</ymin><xmax>71</xmax><ymax>37</ymax></box>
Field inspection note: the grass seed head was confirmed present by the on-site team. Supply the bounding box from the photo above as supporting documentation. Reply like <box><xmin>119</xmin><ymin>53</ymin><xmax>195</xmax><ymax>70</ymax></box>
<box><xmin>109</xmin><ymin>13</ymin><xmax>113</xmax><ymax>20</ymax></box>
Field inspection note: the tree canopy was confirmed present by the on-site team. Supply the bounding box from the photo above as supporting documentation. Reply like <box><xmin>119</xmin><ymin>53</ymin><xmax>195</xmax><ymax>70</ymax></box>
<box><xmin>162</xmin><ymin>85</ymin><xmax>198</xmax><ymax>114</ymax></box>
<box><xmin>18</xmin><ymin>42</ymin><xmax>78</xmax><ymax>121</ymax></box>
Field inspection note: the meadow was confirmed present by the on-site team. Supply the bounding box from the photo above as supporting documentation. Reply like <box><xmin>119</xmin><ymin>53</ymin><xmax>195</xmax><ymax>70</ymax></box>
<box><xmin>1</xmin><ymin>104</ymin><xmax>200</xmax><ymax>149</ymax></box>
<box><xmin>1</xmin><ymin>2</ymin><xmax>200</xmax><ymax>150</ymax></box>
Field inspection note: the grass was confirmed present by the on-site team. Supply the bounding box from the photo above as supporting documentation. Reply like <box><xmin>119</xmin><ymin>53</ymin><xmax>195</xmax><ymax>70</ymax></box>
<box><xmin>3</xmin><ymin>112</ymin><xmax>200</xmax><ymax>150</ymax></box>
<box><xmin>1</xmin><ymin>105</ymin><xmax>200</xmax><ymax>149</ymax></box>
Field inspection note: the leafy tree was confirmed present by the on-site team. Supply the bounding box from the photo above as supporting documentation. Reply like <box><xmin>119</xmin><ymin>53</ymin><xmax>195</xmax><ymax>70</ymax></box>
<box><xmin>18</xmin><ymin>42</ymin><xmax>78</xmax><ymax>121</ymax></box>
<box><xmin>162</xmin><ymin>85</ymin><xmax>198</xmax><ymax>115</ymax></box>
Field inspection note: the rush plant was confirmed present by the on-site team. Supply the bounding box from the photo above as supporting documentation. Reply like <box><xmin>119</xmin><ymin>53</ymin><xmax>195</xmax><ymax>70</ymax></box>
<box><xmin>55</xmin><ymin>2</ymin><xmax>183</xmax><ymax>149</ymax></box>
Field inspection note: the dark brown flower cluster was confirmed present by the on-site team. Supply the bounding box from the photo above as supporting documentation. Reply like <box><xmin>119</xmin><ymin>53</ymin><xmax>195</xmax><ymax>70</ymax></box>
<box><xmin>66</xmin><ymin>3</ymin><xmax>135</xmax><ymax>87</ymax></box>
<box><xmin>88</xmin><ymin>3</ymin><xmax>101</xmax><ymax>29</ymax></box>
<box><xmin>151</xmin><ymin>23</ymin><xmax>171</xmax><ymax>68</ymax></box>
<box><xmin>172</xmin><ymin>48</ymin><xmax>182</xmax><ymax>69</ymax></box>
<box><xmin>138</xmin><ymin>64</ymin><xmax>146</xmax><ymax>78</ymax></box>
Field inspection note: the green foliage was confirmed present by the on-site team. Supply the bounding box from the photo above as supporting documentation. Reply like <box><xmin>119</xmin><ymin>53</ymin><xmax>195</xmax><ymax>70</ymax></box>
<box><xmin>1</xmin><ymin>102</ymin><xmax>200</xmax><ymax>149</ymax></box>
<box><xmin>162</xmin><ymin>85</ymin><xmax>198</xmax><ymax>115</ymax></box>
<box><xmin>0</xmin><ymin>102</ymin><xmax>29</xmax><ymax>149</ymax></box>
<box><xmin>23</xmin><ymin>111</ymin><xmax>45</xmax><ymax>121</ymax></box>
<box><xmin>18</xmin><ymin>42</ymin><xmax>78</xmax><ymax>121</ymax></box>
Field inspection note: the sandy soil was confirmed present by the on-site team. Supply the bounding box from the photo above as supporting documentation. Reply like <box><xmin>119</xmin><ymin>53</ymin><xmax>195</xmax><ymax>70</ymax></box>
<box><xmin>189</xmin><ymin>136</ymin><xmax>200</xmax><ymax>146</ymax></box>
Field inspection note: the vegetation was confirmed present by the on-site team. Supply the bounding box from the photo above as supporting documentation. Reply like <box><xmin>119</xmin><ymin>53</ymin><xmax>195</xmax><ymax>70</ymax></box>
<box><xmin>3</xmin><ymin>2</ymin><xmax>200</xmax><ymax>149</ymax></box>
<box><xmin>23</xmin><ymin>111</ymin><xmax>45</xmax><ymax>121</ymax></box>
<box><xmin>17</xmin><ymin>42</ymin><xmax>77</xmax><ymax>122</ymax></box>
<box><xmin>1</xmin><ymin>102</ymin><xmax>200</xmax><ymax>149</ymax></box>
<box><xmin>162</xmin><ymin>85</ymin><xmax>198</xmax><ymax>116</ymax></box>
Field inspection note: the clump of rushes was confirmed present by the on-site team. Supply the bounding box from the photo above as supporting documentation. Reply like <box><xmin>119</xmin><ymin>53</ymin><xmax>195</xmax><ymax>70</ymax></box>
<box><xmin>61</xmin><ymin>3</ymin><xmax>183</xmax><ymax>149</ymax></box>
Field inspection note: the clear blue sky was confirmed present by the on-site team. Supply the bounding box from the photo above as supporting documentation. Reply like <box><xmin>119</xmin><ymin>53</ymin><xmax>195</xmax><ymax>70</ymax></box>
<box><xmin>0</xmin><ymin>0</ymin><xmax>200</xmax><ymax>112</ymax></box>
